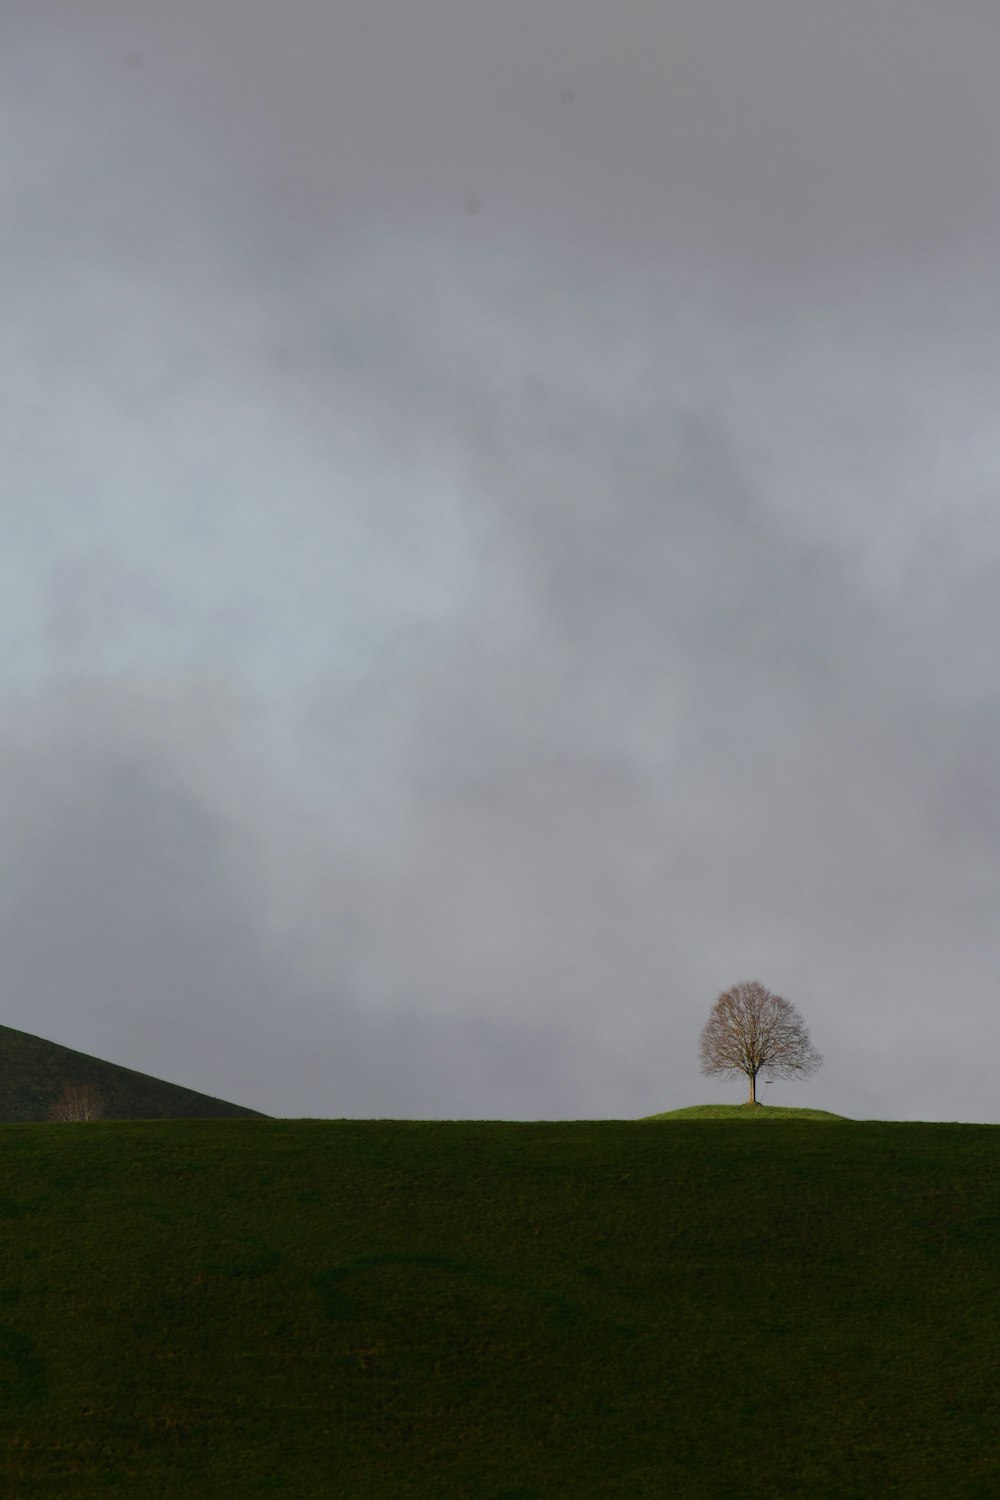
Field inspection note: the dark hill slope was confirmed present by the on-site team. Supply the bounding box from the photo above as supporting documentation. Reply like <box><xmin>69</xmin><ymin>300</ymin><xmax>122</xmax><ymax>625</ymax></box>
<box><xmin>0</xmin><ymin>1022</ymin><xmax>266</xmax><ymax>1119</ymax></box>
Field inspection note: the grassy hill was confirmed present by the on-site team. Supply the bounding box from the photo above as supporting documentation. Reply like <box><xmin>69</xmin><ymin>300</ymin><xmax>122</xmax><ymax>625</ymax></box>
<box><xmin>0</xmin><ymin>1117</ymin><xmax>995</xmax><ymax>1497</ymax></box>
<box><xmin>0</xmin><ymin>1023</ymin><xmax>265</xmax><ymax>1121</ymax></box>
<box><xmin>641</xmin><ymin>1103</ymin><xmax>850</xmax><ymax>1120</ymax></box>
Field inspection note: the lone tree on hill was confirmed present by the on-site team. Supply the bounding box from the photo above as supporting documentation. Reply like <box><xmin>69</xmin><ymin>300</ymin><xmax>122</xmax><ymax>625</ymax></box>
<box><xmin>699</xmin><ymin>981</ymin><xmax>822</xmax><ymax>1105</ymax></box>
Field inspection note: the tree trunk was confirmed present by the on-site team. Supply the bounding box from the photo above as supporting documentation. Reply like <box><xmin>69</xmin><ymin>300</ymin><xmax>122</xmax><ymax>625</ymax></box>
<box><xmin>748</xmin><ymin>1071</ymin><xmax>757</xmax><ymax>1105</ymax></box>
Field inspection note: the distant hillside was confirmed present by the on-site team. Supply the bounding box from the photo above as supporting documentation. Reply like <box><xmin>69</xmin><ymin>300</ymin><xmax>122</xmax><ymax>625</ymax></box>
<box><xmin>0</xmin><ymin>1023</ymin><xmax>266</xmax><ymax>1120</ymax></box>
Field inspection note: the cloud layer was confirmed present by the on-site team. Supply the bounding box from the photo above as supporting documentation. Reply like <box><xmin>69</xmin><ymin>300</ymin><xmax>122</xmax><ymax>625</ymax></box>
<box><xmin>1</xmin><ymin>2</ymin><xmax>998</xmax><ymax>1119</ymax></box>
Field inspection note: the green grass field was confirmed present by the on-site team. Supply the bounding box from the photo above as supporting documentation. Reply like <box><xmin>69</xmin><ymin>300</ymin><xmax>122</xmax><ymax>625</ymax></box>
<box><xmin>0</xmin><ymin>1116</ymin><xmax>995</xmax><ymax>1497</ymax></box>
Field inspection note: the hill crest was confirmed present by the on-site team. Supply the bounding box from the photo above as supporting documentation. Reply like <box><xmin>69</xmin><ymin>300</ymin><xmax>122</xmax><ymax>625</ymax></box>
<box><xmin>640</xmin><ymin>1103</ymin><xmax>850</xmax><ymax>1120</ymax></box>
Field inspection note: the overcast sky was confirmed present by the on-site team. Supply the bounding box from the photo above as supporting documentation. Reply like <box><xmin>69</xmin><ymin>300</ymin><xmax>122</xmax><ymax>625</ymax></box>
<box><xmin>2</xmin><ymin>1</ymin><xmax>998</xmax><ymax>1121</ymax></box>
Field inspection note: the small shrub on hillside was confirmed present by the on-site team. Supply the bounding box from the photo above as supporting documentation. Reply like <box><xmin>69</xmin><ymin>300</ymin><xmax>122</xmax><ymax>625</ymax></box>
<box><xmin>49</xmin><ymin>1083</ymin><xmax>106</xmax><ymax>1121</ymax></box>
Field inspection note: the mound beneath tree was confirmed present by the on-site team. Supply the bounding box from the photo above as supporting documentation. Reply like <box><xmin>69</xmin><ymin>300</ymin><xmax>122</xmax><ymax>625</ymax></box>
<box><xmin>639</xmin><ymin>1104</ymin><xmax>850</xmax><ymax>1120</ymax></box>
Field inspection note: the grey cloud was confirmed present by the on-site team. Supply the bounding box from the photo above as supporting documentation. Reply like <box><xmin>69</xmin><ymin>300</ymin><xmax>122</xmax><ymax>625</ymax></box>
<box><xmin>117</xmin><ymin>1</ymin><xmax>1000</xmax><ymax>284</ymax></box>
<box><xmin>0</xmin><ymin>686</ymin><xmax>650</xmax><ymax>1118</ymax></box>
<box><xmin>11</xmin><ymin>1</ymin><xmax>1000</xmax><ymax>294</ymax></box>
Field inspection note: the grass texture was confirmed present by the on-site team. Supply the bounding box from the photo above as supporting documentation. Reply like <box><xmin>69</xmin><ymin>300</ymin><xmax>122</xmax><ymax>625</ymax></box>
<box><xmin>0</xmin><ymin>1117</ymin><xmax>995</xmax><ymax>1497</ymax></box>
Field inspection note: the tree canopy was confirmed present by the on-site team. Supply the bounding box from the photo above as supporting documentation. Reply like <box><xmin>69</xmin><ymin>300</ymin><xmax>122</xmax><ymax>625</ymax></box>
<box><xmin>699</xmin><ymin>981</ymin><xmax>822</xmax><ymax>1105</ymax></box>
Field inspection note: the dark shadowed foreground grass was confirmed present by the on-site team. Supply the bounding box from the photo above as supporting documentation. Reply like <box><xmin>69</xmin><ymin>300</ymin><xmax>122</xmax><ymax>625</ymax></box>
<box><xmin>0</xmin><ymin>1118</ymin><xmax>996</xmax><ymax>1497</ymax></box>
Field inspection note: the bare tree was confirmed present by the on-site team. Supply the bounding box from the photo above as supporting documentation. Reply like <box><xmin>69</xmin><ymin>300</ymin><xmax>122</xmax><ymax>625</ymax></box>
<box><xmin>699</xmin><ymin>981</ymin><xmax>822</xmax><ymax>1105</ymax></box>
<box><xmin>48</xmin><ymin>1083</ymin><xmax>107</xmax><ymax>1121</ymax></box>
